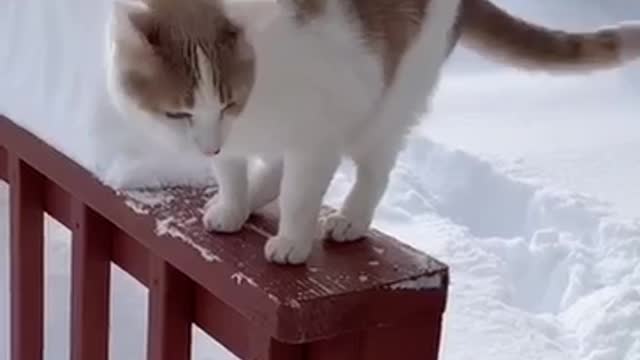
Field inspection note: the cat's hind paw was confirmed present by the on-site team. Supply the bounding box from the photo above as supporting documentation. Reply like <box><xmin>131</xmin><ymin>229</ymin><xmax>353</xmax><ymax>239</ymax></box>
<box><xmin>322</xmin><ymin>212</ymin><xmax>369</xmax><ymax>242</ymax></box>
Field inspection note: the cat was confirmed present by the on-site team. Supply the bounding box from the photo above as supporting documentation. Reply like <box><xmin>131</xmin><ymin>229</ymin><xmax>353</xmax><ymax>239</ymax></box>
<box><xmin>107</xmin><ymin>0</ymin><xmax>640</xmax><ymax>264</ymax></box>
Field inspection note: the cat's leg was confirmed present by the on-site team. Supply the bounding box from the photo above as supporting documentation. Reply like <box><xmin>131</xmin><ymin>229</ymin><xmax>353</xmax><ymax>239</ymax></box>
<box><xmin>265</xmin><ymin>150</ymin><xmax>340</xmax><ymax>264</ymax></box>
<box><xmin>247</xmin><ymin>156</ymin><xmax>283</xmax><ymax>212</ymax></box>
<box><xmin>203</xmin><ymin>155</ymin><xmax>251</xmax><ymax>233</ymax></box>
<box><xmin>323</xmin><ymin>145</ymin><xmax>397</xmax><ymax>242</ymax></box>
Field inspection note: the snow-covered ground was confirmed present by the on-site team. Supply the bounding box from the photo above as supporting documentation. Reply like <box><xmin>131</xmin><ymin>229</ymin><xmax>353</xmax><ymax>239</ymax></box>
<box><xmin>1</xmin><ymin>0</ymin><xmax>640</xmax><ymax>359</ymax></box>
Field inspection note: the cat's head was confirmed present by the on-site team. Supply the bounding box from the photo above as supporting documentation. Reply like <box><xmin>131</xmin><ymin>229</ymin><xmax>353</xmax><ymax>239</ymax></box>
<box><xmin>106</xmin><ymin>0</ymin><xmax>254</xmax><ymax>156</ymax></box>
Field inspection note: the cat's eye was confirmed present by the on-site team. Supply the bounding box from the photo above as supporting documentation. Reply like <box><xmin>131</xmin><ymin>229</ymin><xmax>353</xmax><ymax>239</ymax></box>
<box><xmin>165</xmin><ymin>111</ymin><xmax>193</xmax><ymax>120</ymax></box>
<box><xmin>220</xmin><ymin>102</ymin><xmax>236</xmax><ymax>117</ymax></box>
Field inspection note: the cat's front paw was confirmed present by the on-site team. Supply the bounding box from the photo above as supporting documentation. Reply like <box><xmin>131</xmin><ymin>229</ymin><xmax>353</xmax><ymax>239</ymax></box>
<box><xmin>202</xmin><ymin>196</ymin><xmax>250</xmax><ymax>233</ymax></box>
<box><xmin>322</xmin><ymin>212</ymin><xmax>369</xmax><ymax>242</ymax></box>
<box><xmin>264</xmin><ymin>235</ymin><xmax>312</xmax><ymax>265</ymax></box>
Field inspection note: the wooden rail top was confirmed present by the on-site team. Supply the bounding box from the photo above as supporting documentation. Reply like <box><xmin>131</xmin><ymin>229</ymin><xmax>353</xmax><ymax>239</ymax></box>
<box><xmin>0</xmin><ymin>115</ymin><xmax>448</xmax><ymax>345</ymax></box>
<box><xmin>124</xmin><ymin>187</ymin><xmax>448</xmax><ymax>342</ymax></box>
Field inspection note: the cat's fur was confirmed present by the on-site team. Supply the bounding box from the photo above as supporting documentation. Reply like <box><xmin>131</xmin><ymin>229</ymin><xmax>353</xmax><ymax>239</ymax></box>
<box><xmin>107</xmin><ymin>0</ymin><xmax>640</xmax><ymax>264</ymax></box>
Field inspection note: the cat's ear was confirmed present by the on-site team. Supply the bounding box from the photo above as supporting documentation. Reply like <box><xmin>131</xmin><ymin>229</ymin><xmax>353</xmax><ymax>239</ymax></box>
<box><xmin>111</xmin><ymin>0</ymin><xmax>154</xmax><ymax>51</ymax></box>
<box><xmin>235</xmin><ymin>29</ymin><xmax>254</xmax><ymax>62</ymax></box>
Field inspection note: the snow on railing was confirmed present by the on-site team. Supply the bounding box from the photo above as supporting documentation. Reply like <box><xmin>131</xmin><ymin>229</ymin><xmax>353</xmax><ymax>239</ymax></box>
<box><xmin>0</xmin><ymin>115</ymin><xmax>448</xmax><ymax>360</ymax></box>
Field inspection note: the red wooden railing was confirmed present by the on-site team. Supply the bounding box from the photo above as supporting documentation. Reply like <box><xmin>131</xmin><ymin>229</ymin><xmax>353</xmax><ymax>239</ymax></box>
<box><xmin>0</xmin><ymin>115</ymin><xmax>449</xmax><ymax>360</ymax></box>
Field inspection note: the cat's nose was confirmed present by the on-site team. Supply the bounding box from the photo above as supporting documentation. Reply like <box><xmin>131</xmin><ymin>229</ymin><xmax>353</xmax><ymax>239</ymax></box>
<box><xmin>204</xmin><ymin>148</ymin><xmax>220</xmax><ymax>157</ymax></box>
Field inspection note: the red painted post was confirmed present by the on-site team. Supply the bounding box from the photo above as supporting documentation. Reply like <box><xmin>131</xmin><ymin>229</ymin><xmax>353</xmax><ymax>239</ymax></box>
<box><xmin>70</xmin><ymin>202</ymin><xmax>112</xmax><ymax>360</ymax></box>
<box><xmin>9</xmin><ymin>155</ymin><xmax>44</xmax><ymax>360</ymax></box>
<box><xmin>359</xmin><ymin>320</ymin><xmax>444</xmax><ymax>360</ymax></box>
<box><xmin>0</xmin><ymin>146</ymin><xmax>7</xmax><ymax>181</ymax></box>
<box><xmin>362</xmin><ymin>321</ymin><xmax>442</xmax><ymax>360</ymax></box>
<box><xmin>147</xmin><ymin>257</ymin><xmax>194</xmax><ymax>360</ymax></box>
<box><xmin>248</xmin><ymin>334</ymin><xmax>306</xmax><ymax>360</ymax></box>
<box><xmin>305</xmin><ymin>315</ymin><xmax>443</xmax><ymax>360</ymax></box>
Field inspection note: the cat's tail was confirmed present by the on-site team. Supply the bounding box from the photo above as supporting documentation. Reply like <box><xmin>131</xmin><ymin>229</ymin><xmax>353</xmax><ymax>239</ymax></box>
<box><xmin>460</xmin><ymin>0</ymin><xmax>640</xmax><ymax>72</ymax></box>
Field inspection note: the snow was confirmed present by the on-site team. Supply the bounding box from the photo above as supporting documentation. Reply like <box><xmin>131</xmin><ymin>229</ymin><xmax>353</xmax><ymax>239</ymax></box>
<box><xmin>389</xmin><ymin>273</ymin><xmax>444</xmax><ymax>290</ymax></box>
<box><xmin>1</xmin><ymin>0</ymin><xmax>640</xmax><ymax>359</ymax></box>
<box><xmin>155</xmin><ymin>216</ymin><xmax>223</xmax><ymax>263</ymax></box>
<box><xmin>230</xmin><ymin>272</ymin><xmax>258</xmax><ymax>287</ymax></box>
<box><xmin>122</xmin><ymin>188</ymin><xmax>225</xmax><ymax>262</ymax></box>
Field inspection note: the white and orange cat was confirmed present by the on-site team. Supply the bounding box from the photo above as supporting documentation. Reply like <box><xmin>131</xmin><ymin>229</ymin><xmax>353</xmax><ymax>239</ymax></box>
<box><xmin>107</xmin><ymin>0</ymin><xmax>640</xmax><ymax>264</ymax></box>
